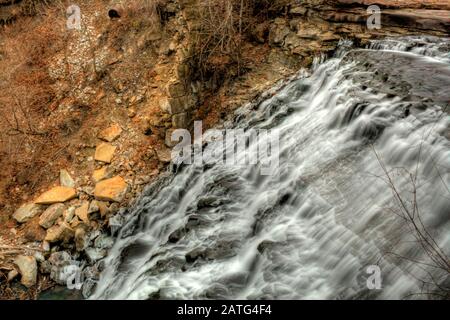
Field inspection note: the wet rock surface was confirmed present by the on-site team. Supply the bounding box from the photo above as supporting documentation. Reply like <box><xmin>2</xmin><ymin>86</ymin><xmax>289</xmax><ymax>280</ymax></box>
<box><xmin>343</xmin><ymin>49</ymin><xmax>450</xmax><ymax>104</ymax></box>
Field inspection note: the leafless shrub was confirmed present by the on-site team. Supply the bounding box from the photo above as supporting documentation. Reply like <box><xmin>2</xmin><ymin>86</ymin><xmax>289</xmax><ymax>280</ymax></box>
<box><xmin>371</xmin><ymin>108</ymin><xmax>450</xmax><ymax>299</ymax></box>
<box><xmin>190</xmin><ymin>0</ymin><xmax>290</xmax><ymax>85</ymax></box>
<box><xmin>0</xmin><ymin>4</ymin><xmax>67</xmax><ymax>204</ymax></box>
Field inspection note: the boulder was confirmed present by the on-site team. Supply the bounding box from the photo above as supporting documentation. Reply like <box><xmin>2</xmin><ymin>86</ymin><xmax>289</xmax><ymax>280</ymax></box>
<box><xmin>39</xmin><ymin>203</ymin><xmax>65</xmax><ymax>229</ymax></box>
<box><xmin>14</xmin><ymin>256</ymin><xmax>37</xmax><ymax>288</ymax></box>
<box><xmin>94</xmin><ymin>143</ymin><xmax>117</xmax><ymax>163</ymax></box>
<box><xmin>98</xmin><ymin>124</ymin><xmax>123</xmax><ymax>142</ymax></box>
<box><xmin>94</xmin><ymin>176</ymin><xmax>128</xmax><ymax>202</ymax></box>
<box><xmin>45</xmin><ymin>223</ymin><xmax>75</xmax><ymax>243</ymax></box>
<box><xmin>60</xmin><ymin>169</ymin><xmax>75</xmax><ymax>188</ymax></box>
<box><xmin>75</xmin><ymin>201</ymin><xmax>90</xmax><ymax>224</ymax></box>
<box><xmin>23</xmin><ymin>218</ymin><xmax>46</xmax><ymax>242</ymax></box>
<box><xmin>35</xmin><ymin>186</ymin><xmax>77</xmax><ymax>205</ymax></box>
<box><xmin>75</xmin><ymin>226</ymin><xmax>88</xmax><ymax>252</ymax></box>
<box><xmin>13</xmin><ymin>203</ymin><xmax>43</xmax><ymax>223</ymax></box>
<box><xmin>92</xmin><ymin>166</ymin><xmax>114</xmax><ymax>183</ymax></box>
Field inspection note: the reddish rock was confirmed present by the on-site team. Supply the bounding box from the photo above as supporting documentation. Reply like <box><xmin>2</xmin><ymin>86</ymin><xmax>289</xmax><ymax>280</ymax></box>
<box><xmin>94</xmin><ymin>176</ymin><xmax>129</xmax><ymax>202</ymax></box>
<box><xmin>98</xmin><ymin>124</ymin><xmax>123</xmax><ymax>142</ymax></box>
<box><xmin>92</xmin><ymin>166</ymin><xmax>115</xmax><ymax>183</ymax></box>
<box><xmin>35</xmin><ymin>187</ymin><xmax>77</xmax><ymax>205</ymax></box>
<box><xmin>95</xmin><ymin>143</ymin><xmax>117</xmax><ymax>163</ymax></box>
<box><xmin>75</xmin><ymin>201</ymin><xmax>90</xmax><ymax>224</ymax></box>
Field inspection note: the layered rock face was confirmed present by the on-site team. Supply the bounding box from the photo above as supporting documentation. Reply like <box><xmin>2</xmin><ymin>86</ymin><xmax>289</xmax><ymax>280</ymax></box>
<box><xmin>335</xmin><ymin>0</ymin><xmax>450</xmax><ymax>10</ymax></box>
<box><xmin>277</xmin><ymin>0</ymin><xmax>449</xmax><ymax>50</ymax></box>
<box><xmin>137</xmin><ymin>0</ymin><xmax>449</xmax><ymax>144</ymax></box>
<box><xmin>323</xmin><ymin>0</ymin><xmax>450</xmax><ymax>33</ymax></box>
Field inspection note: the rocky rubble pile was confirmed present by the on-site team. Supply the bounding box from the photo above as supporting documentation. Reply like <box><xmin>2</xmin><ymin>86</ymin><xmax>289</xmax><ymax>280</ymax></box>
<box><xmin>6</xmin><ymin>124</ymin><xmax>134</xmax><ymax>295</ymax></box>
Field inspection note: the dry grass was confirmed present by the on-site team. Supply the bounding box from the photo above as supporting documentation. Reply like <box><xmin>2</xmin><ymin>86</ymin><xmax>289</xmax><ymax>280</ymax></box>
<box><xmin>0</xmin><ymin>4</ymin><xmax>68</xmax><ymax>211</ymax></box>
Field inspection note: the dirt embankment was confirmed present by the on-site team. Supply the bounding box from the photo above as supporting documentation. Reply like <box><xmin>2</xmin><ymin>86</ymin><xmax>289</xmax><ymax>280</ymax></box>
<box><xmin>0</xmin><ymin>0</ymin><xmax>448</xmax><ymax>299</ymax></box>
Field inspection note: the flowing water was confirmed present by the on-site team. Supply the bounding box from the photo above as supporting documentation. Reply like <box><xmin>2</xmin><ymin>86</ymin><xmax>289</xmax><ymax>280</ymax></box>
<box><xmin>90</xmin><ymin>37</ymin><xmax>450</xmax><ymax>300</ymax></box>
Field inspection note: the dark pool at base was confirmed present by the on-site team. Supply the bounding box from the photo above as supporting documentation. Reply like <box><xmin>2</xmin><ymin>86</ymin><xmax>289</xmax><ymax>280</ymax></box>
<box><xmin>38</xmin><ymin>286</ymin><xmax>84</xmax><ymax>300</ymax></box>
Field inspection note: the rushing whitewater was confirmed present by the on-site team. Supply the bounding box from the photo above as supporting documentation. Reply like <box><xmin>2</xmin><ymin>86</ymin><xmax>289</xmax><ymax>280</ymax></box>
<box><xmin>91</xmin><ymin>37</ymin><xmax>450</xmax><ymax>300</ymax></box>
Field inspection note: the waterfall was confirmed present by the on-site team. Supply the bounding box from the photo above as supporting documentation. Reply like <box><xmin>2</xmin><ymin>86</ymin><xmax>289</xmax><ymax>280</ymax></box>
<box><xmin>90</xmin><ymin>37</ymin><xmax>450</xmax><ymax>300</ymax></box>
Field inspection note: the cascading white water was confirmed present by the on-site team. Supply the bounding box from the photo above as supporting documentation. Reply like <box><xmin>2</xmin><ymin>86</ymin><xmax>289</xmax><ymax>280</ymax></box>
<box><xmin>367</xmin><ymin>36</ymin><xmax>450</xmax><ymax>63</ymax></box>
<box><xmin>90</xmin><ymin>37</ymin><xmax>450</xmax><ymax>300</ymax></box>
